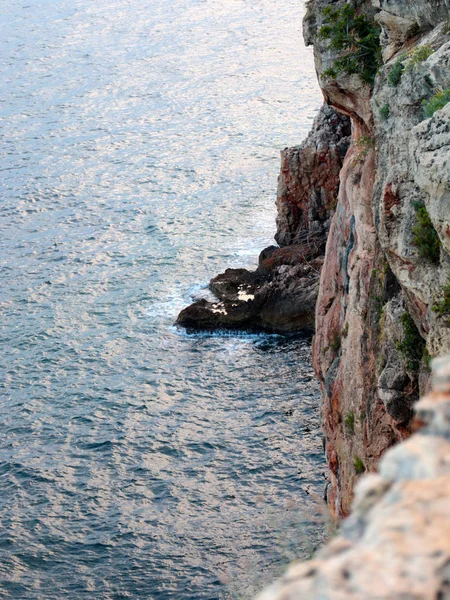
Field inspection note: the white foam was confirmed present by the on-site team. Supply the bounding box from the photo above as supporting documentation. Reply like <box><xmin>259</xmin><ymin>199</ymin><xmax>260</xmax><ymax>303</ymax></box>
<box><xmin>210</xmin><ymin>304</ymin><xmax>227</xmax><ymax>315</ymax></box>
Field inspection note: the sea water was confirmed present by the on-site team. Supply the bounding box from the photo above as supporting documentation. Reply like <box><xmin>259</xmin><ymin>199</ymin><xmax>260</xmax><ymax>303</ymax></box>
<box><xmin>0</xmin><ymin>0</ymin><xmax>324</xmax><ymax>597</ymax></box>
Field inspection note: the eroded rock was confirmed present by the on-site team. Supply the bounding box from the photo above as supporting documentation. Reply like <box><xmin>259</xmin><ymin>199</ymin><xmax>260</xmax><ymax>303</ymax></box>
<box><xmin>307</xmin><ymin>0</ymin><xmax>450</xmax><ymax>516</ymax></box>
<box><xmin>276</xmin><ymin>105</ymin><xmax>351</xmax><ymax>247</ymax></box>
<box><xmin>176</xmin><ymin>252</ymin><xmax>321</xmax><ymax>333</ymax></box>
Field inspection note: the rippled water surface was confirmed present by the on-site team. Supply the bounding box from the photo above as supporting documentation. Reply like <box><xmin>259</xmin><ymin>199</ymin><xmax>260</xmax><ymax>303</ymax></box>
<box><xmin>0</xmin><ymin>0</ymin><xmax>324</xmax><ymax>598</ymax></box>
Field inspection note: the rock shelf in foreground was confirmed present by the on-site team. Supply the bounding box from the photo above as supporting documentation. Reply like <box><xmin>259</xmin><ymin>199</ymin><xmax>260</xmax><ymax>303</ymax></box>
<box><xmin>256</xmin><ymin>355</ymin><xmax>450</xmax><ymax>600</ymax></box>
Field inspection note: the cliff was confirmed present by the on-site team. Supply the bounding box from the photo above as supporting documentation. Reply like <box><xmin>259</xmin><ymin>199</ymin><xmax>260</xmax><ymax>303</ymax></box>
<box><xmin>255</xmin><ymin>1</ymin><xmax>450</xmax><ymax>597</ymax></box>
<box><xmin>256</xmin><ymin>355</ymin><xmax>450</xmax><ymax>600</ymax></box>
<box><xmin>176</xmin><ymin>104</ymin><xmax>350</xmax><ymax>333</ymax></box>
<box><xmin>305</xmin><ymin>0</ymin><xmax>450</xmax><ymax>517</ymax></box>
<box><xmin>177</xmin><ymin>0</ymin><xmax>450</xmax><ymax>542</ymax></box>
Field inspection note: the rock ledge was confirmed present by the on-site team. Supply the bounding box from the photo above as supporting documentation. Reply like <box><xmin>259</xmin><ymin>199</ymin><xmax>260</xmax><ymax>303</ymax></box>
<box><xmin>256</xmin><ymin>355</ymin><xmax>450</xmax><ymax>600</ymax></box>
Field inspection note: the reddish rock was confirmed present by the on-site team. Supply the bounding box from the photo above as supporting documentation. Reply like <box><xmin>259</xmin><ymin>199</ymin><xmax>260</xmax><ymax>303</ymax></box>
<box><xmin>256</xmin><ymin>356</ymin><xmax>450</xmax><ymax>600</ymax></box>
<box><xmin>312</xmin><ymin>136</ymin><xmax>403</xmax><ymax>517</ymax></box>
<box><xmin>276</xmin><ymin>104</ymin><xmax>350</xmax><ymax>247</ymax></box>
<box><xmin>304</xmin><ymin>0</ymin><xmax>450</xmax><ymax>517</ymax></box>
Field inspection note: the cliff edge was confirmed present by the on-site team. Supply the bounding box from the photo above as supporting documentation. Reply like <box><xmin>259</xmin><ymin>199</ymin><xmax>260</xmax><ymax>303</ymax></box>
<box><xmin>256</xmin><ymin>354</ymin><xmax>450</xmax><ymax>599</ymax></box>
<box><xmin>256</xmin><ymin>1</ymin><xmax>450</xmax><ymax>597</ymax></box>
<box><xmin>178</xmin><ymin>0</ymin><xmax>450</xmax><ymax>532</ymax></box>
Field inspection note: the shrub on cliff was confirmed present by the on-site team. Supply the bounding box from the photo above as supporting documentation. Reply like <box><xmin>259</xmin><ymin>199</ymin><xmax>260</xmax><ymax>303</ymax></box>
<box><xmin>405</xmin><ymin>44</ymin><xmax>434</xmax><ymax>71</ymax></box>
<box><xmin>379</xmin><ymin>103</ymin><xmax>390</xmax><ymax>120</ymax></box>
<box><xmin>432</xmin><ymin>279</ymin><xmax>450</xmax><ymax>325</ymax></box>
<box><xmin>353</xmin><ymin>456</ymin><xmax>365</xmax><ymax>474</ymax></box>
<box><xmin>318</xmin><ymin>5</ymin><xmax>382</xmax><ymax>85</ymax></box>
<box><xmin>387</xmin><ymin>55</ymin><xmax>406</xmax><ymax>87</ymax></box>
<box><xmin>396</xmin><ymin>312</ymin><xmax>425</xmax><ymax>371</ymax></box>
<box><xmin>412</xmin><ymin>201</ymin><xmax>441</xmax><ymax>264</ymax></box>
<box><xmin>423</xmin><ymin>88</ymin><xmax>450</xmax><ymax>118</ymax></box>
<box><xmin>388</xmin><ymin>46</ymin><xmax>434</xmax><ymax>88</ymax></box>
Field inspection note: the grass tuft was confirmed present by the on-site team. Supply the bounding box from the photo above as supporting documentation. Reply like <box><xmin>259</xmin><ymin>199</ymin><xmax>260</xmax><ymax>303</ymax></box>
<box><xmin>344</xmin><ymin>411</ymin><xmax>355</xmax><ymax>434</ymax></box>
<box><xmin>423</xmin><ymin>88</ymin><xmax>450</xmax><ymax>118</ymax></box>
<box><xmin>379</xmin><ymin>103</ymin><xmax>390</xmax><ymax>120</ymax></box>
<box><xmin>432</xmin><ymin>279</ymin><xmax>450</xmax><ymax>325</ymax></box>
<box><xmin>387</xmin><ymin>55</ymin><xmax>406</xmax><ymax>87</ymax></box>
<box><xmin>412</xmin><ymin>201</ymin><xmax>441</xmax><ymax>264</ymax></box>
<box><xmin>405</xmin><ymin>45</ymin><xmax>434</xmax><ymax>70</ymax></box>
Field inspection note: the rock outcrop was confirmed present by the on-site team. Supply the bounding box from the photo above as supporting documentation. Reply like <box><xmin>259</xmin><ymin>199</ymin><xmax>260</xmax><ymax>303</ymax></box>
<box><xmin>256</xmin><ymin>355</ymin><xmax>450</xmax><ymax>600</ymax></box>
<box><xmin>176</xmin><ymin>255</ymin><xmax>321</xmax><ymax>333</ymax></box>
<box><xmin>176</xmin><ymin>105</ymin><xmax>350</xmax><ymax>333</ymax></box>
<box><xmin>276</xmin><ymin>104</ymin><xmax>351</xmax><ymax>247</ymax></box>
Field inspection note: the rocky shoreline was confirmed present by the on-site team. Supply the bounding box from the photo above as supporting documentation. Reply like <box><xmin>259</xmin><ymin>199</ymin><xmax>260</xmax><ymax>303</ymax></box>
<box><xmin>177</xmin><ymin>105</ymin><xmax>350</xmax><ymax>334</ymax></box>
<box><xmin>179</xmin><ymin>0</ymin><xmax>450</xmax><ymax>517</ymax></box>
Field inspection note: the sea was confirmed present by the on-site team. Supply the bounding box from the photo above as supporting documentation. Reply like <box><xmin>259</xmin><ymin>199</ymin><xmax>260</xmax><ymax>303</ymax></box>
<box><xmin>0</xmin><ymin>0</ymin><xmax>325</xmax><ymax>598</ymax></box>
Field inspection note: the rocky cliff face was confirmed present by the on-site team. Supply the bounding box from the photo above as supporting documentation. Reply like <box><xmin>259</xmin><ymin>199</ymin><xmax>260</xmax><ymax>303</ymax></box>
<box><xmin>305</xmin><ymin>0</ymin><xmax>450</xmax><ymax>516</ymax></box>
<box><xmin>275</xmin><ymin>105</ymin><xmax>351</xmax><ymax>248</ymax></box>
<box><xmin>256</xmin><ymin>355</ymin><xmax>450</xmax><ymax>600</ymax></box>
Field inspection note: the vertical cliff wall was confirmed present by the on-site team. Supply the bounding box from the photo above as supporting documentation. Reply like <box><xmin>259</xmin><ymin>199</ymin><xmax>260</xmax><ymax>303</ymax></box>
<box><xmin>304</xmin><ymin>0</ymin><xmax>450</xmax><ymax>516</ymax></box>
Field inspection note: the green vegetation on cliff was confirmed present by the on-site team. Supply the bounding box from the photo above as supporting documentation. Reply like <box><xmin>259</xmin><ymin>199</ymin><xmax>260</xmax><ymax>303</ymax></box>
<box><xmin>388</xmin><ymin>55</ymin><xmax>406</xmax><ymax>87</ymax></box>
<box><xmin>423</xmin><ymin>88</ymin><xmax>450</xmax><ymax>118</ymax></box>
<box><xmin>405</xmin><ymin>45</ymin><xmax>434</xmax><ymax>70</ymax></box>
<box><xmin>344</xmin><ymin>411</ymin><xmax>355</xmax><ymax>434</ymax></box>
<box><xmin>379</xmin><ymin>103</ymin><xmax>390</xmax><ymax>120</ymax></box>
<box><xmin>353</xmin><ymin>456</ymin><xmax>365</xmax><ymax>474</ymax></box>
<box><xmin>318</xmin><ymin>5</ymin><xmax>381</xmax><ymax>85</ymax></box>
<box><xmin>396</xmin><ymin>312</ymin><xmax>425</xmax><ymax>371</ymax></box>
<box><xmin>433</xmin><ymin>279</ymin><xmax>450</xmax><ymax>324</ymax></box>
<box><xmin>412</xmin><ymin>201</ymin><xmax>441</xmax><ymax>264</ymax></box>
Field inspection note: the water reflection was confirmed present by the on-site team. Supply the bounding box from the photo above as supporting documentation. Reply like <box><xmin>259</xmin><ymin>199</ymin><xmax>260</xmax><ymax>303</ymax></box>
<box><xmin>0</xmin><ymin>0</ymin><xmax>323</xmax><ymax>598</ymax></box>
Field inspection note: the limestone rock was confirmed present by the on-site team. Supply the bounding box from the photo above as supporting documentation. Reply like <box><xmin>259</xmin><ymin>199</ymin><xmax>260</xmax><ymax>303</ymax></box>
<box><xmin>375</xmin><ymin>10</ymin><xmax>420</xmax><ymax>61</ymax></box>
<box><xmin>307</xmin><ymin>0</ymin><xmax>450</xmax><ymax>516</ymax></box>
<box><xmin>373</xmin><ymin>0</ymin><xmax>450</xmax><ymax>31</ymax></box>
<box><xmin>255</xmin><ymin>356</ymin><xmax>450</xmax><ymax>600</ymax></box>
